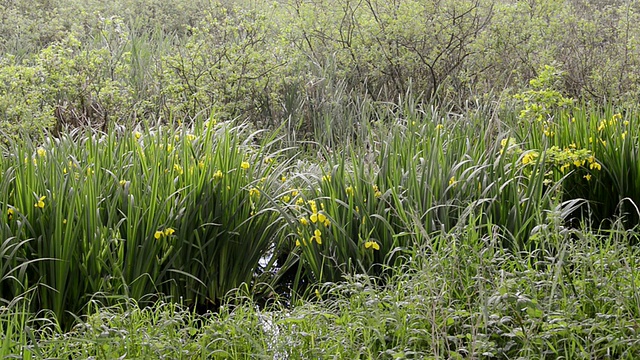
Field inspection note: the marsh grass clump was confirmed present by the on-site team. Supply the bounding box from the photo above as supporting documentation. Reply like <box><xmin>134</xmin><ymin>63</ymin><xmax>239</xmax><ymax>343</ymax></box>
<box><xmin>0</xmin><ymin>118</ymin><xmax>294</xmax><ymax>326</ymax></box>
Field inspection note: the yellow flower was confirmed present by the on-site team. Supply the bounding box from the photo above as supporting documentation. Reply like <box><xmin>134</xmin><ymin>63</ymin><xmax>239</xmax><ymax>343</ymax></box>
<box><xmin>281</xmin><ymin>176</ymin><xmax>287</xmax><ymax>183</ymax></box>
<box><xmin>345</xmin><ymin>186</ymin><xmax>354</xmax><ymax>196</ymax></box>
<box><xmin>241</xmin><ymin>161</ymin><xmax>250</xmax><ymax>170</ymax></box>
<box><xmin>119</xmin><ymin>179</ymin><xmax>127</xmax><ymax>186</ymax></box>
<box><xmin>322</xmin><ymin>175</ymin><xmax>331</xmax><ymax>182</ymax></box>
<box><xmin>164</xmin><ymin>228</ymin><xmax>175</xmax><ymax>236</ymax></box>
<box><xmin>249</xmin><ymin>188</ymin><xmax>260</xmax><ymax>198</ymax></box>
<box><xmin>448</xmin><ymin>176</ymin><xmax>456</xmax><ymax>186</ymax></box>
<box><xmin>308</xmin><ymin>200</ymin><xmax>318</xmax><ymax>213</ymax></box>
<box><xmin>296</xmin><ymin>197</ymin><xmax>305</xmax><ymax>206</ymax></box>
<box><xmin>317</xmin><ymin>213</ymin><xmax>327</xmax><ymax>223</ymax></box>
<box><xmin>166</xmin><ymin>144</ymin><xmax>174</xmax><ymax>153</ymax></box>
<box><xmin>522</xmin><ymin>153</ymin><xmax>533</xmax><ymax>165</ymax></box>
<box><xmin>186</xmin><ymin>134</ymin><xmax>196</xmax><ymax>142</ymax></box>
<box><xmin>583</xmin><ymin>174</ymin><xmax>592</xmax><ymax>181</ymax></box>
<box><xmin>364</xmin><ymin>241</ymin><xmax>380</xmax><ymax>250</ymax></box>
<box><xmin>134</xmin><ymin>131</ymin><xmax>142</xmax><ymax>140</ymax></box>
<box><xmin>373</xmin><ymin>184</ymin><xmax>382</xmax><ymax>198</ymax></box>
<box><xmin>622</xmin><ymin>131</ymin><xmax>628</xmax><ymax>140</ymax></box>
<box><xmin>311</xmin><ymin>229</ymin><xmax>322</xmax><ymax>244</ymax></box>
<box><xmin>435</xmin><ymin>124</ymin><xmax>444</xmax><ymax>131</ymax></box>
<box><xmin>36</xmin><ymin>147</ymin><xmax>46</xmax><ymax>157</ymax></box>
<box><xmin>63</xmin><ymin>218</ymin><xmax>67</xmax><ymax>224</ymax></box>
<box><xmin>34</xmin><ymin>196</ymin><xmax>46</xmax><ymax>209</ymax></box>
<box><xmin>522</xmin><ymin>151</ymin><xmax>538</xmax><ymax>165</ymax></box>
<box><xmin>296</xmin><ymin>239</ymin><xmax>301</xmax><ymax>246</ymax></box>
<box><xmin>7</xmin><ymin>208</ymin><xmax>14</xmax><ymax>220</ymax></box>
<box><xmin>589</xmin><ymin>162</ymin><xmax>601</xmax><ymax>171</ymax></box>
<box><xmin>299</xmin><ymin>217</ymin><xmax>309</xmax><ymax>226</ymax></box>
<box><xmin>623</xmin><ymin>120</ymin><xmax>629</xmax><ymax>126</ymax></box>
<box><xmin>173</xmin><ymin>164</ymin><xmax>184</xmax><ymax>175</ymax></box>
<box><xmin>154</xmin><ymin>231</ymin><xmax>164</xmax><ymax>240</ymax></box>
<box><xmin>310</xmin><ymin>213</ymin><xmax>318</xmax><ymax>223</ymax></box>
<box><xmin>282</xmin><ymin>195</ymin><xmax>291</xmax><ymax>202</ymax></box>
<box><xmin>213</xmin><ymin>170</ymin><xmax>223</xmax><ymax>181</ymax></box>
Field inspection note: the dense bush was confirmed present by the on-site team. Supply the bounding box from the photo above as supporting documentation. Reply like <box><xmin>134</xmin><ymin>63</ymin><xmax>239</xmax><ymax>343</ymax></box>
<box><xmin>3</xmin><ymin>0</ymin><xmax>640</xmax><ymax>139</ymax></box>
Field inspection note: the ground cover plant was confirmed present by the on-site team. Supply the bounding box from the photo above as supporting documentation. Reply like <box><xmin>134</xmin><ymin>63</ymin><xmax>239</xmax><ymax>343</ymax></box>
<box><xmin>2</xmin><ymin>0</ymin><xmax>640</xmax><ymax>359</ymax></box>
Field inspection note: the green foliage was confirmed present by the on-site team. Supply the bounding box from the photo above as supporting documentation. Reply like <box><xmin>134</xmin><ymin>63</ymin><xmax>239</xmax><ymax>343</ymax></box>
<box><xmin>4</xmin><ymin>0</ymin><xmax>640</xmax><ymax>146</ymax></box>
<box><xmin>4</xmin><ymin>225</ymin><xmax>640</xmax><ymax>358</ymax></box>
<box><xmin>0</xmin><ymin>56</ymin><xmax>56</xmax><ymax>141</ymax></box>
<box><xmin>511</xmin><ymin>68</ymin><xmax>640</xmax><ymax>225</ymax></box>
<box><xmin>0</xmin><ymin>119</ymin><xmax>290</xmax><ymax>325</ymax></box>
<box><xmin>1</xmin><ymin>0</ymin><xmax>640</xmax><ymax>357</ymax></box>
<box><xmin>160</xmin><ymin>3</ymin><xmax>288</xmax><ymax>122</ymax></box>
<box><xmin>555</xmin><ymin>109</ymin><xmax>640</xmax><ymax>225</ymax></box>
<box><xmin>0</xmin><ymin>31</ymin><xmax>133</xmax><ymax>140</ymax></box>
<box><xmin>514</xmin><ymin>65</ymin><xmax>575</xmax><ymax>128</ymax></box>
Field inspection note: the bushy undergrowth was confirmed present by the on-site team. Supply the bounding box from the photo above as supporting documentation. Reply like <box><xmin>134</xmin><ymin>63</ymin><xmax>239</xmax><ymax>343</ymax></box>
<box><xmin>3</xmin><ymin>227</ymin><xmax>640</xmax><ymax>359</ymax></box>
<box><xmin>1</xmin><ymin>70</ymin><xmax>638</xmax><ymax>356</ymax></box>
<box><xmin>1</xmin><ymin>95</ymin><xmax>638</xmax><ymax>324</ymax></box>
<box><xmin>3</xmin><ymin>0</ymin><xmax>640</xmax><ymax>142</ymax></box>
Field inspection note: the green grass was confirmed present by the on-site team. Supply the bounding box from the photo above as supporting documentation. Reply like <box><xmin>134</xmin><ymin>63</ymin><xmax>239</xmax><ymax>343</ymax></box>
<box><xmin>1</xmin><ymin>119</ymin><xmax>293</xmax><ymax>324</ymax></box>
<box><xmin>2</xmin><ymin>0</ymin><xmax>640</xmax><ymax>358</ymax></box>
<box><xmin>1</xmin><ymin>101</ymin><xmax>639</xmax><ymax>357</ymax></box>
<box><xmin>3</xmin><ymin>223</ymin><xmax>640</xmax><ymax>359</ymax></box>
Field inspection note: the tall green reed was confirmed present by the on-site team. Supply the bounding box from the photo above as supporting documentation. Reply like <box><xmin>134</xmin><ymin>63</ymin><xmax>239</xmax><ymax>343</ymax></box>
<box><xmin>285</xmin><ymin>100</ymin><xmax>568</xmax><ymax>287</ymax></box>
<box><xmin>517</xmin><ymin>105</ymin><xmax>640</xmax><ymax>227</ymax></box>
<box><xmin>0</xmin><ymin>118</ymin><xmax>290</xmax><ymax>326</ymax></box>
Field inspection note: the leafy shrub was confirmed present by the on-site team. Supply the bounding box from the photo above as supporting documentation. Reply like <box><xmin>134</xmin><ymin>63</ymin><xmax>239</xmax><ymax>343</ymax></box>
<box><xmin>0</xmin><ymin>30</ymin><xmax>134</xmax><ymax>140</ymax></box>
<box><xmin>160</xmin><ymin>3</ymin><xmax>290</xmax><ymax>124</ymax></box>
